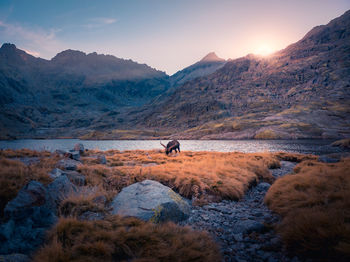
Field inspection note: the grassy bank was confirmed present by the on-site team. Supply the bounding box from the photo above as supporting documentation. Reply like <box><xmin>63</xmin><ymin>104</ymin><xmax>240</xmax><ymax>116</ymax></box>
<box><xmin>79</xmin><ymin>150</ymin><xmax>286</xmax><ymax>204</ymax></box>
<box><xmin>265</xmin><ymin>158</ymin><xmax>350</xmax><ymax>261</ymax></box>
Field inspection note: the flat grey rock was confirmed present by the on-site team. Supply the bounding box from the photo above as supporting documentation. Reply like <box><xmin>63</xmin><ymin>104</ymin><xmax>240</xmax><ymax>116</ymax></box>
<box><xmin>111</xmin><ymin>180</ymin><xmax>190</xmax><ymax>223</ymax></box>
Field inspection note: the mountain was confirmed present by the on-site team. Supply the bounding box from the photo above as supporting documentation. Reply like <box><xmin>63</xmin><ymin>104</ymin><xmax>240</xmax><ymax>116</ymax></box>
<box><xmin>0</xmin><ymin>45</ymin><xmax>169</xmax><ymax>139</ymax></box>
<box><xmin>170</xmin><ymin>52</ymin><xmax>226</xmax><ymax>87</ymax></box>
<box><xmin>129</xmin><ymin>10</ymin><xmax>350</xmax><ymax>140</ymax></box>
<box><xmin>1</xmin><ymin>10</ymin><xmax>350</xmax><ymax>140</ymax></box>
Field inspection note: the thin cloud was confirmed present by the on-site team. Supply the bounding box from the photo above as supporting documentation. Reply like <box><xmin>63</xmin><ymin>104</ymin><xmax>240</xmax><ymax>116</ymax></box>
<box><xmin>0</xmin><ymin>20</ymin><xmax>65</xmax><ymax>59</ymax></box>
<box><xmin>84</xmin><ymin>17</ymin><xmax>118</xmax><ymax>28</ymax></box>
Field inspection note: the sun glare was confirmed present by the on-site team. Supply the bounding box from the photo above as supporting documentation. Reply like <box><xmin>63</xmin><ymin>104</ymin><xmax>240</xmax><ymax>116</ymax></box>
<box><xmin>254</xmin><ymin>45</ymin><xmax>275</xmax><ymax>56</ymax></box>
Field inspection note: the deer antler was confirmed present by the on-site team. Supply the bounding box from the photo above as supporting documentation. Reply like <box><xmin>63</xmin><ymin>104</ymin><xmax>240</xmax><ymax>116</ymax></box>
<box><xmin>160</xmin><ymin>141</ymin><xmax>166</xmax><ymax>148</ymax></box>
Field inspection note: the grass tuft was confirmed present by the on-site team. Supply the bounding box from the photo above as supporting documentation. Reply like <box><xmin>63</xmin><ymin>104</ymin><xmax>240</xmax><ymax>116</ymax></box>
<box><xmin>34</xmin><ymin>216</ymin><xmax>221</xmax><ymax>262</ymax></box>
<box><xmin>265</xmin><ymin>159</ymin><xmax>350</xmax><ymax>260</ymax></box>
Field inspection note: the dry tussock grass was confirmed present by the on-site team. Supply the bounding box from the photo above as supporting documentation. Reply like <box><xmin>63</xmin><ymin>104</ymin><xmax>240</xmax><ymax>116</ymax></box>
<box><xmin>78</xmin><ymin>150</ymin><xmax>277</xmax><ymax>203</ymax></box>
<box><xmin>59</xmin><ymin>187</ymin><xmax>113</xmax><ymax>218</ymax></box>
<box><xmin>0</xmin><ymin>148</ymin><xmax>51</xmax><ymax>158</ymax></box>
<box><xmin>34</xmin><ymin>216</ymin><xmax>221</xmax><ymax>262</ymax></box>
<box><xmin>265</xmin><ymin>159</ymin><xmax>350</xmax><ymax>260</ymax></box>
<box><xmin>0</xmin><ymin>156</ymin><xmax>58</xmax><ymax>217</ymax></box>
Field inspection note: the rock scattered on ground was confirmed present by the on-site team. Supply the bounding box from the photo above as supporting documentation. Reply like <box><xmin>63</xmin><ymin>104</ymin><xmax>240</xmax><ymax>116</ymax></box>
<box><xmin>56</xmin><ymin>158</ymin><xmax>81</xmax><ymax>170</ymax></box>
<box><xmin>181</xmin><ymin>161</ymin><xmax>301</xmax><ymax>262</ymax></box>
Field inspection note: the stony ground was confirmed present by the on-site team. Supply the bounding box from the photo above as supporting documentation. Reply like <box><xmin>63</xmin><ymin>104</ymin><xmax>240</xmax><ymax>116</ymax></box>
<box><xmin>181</xmin><ymin>161</ymin><xmax>305</xmax><ymax>262</ymax></box>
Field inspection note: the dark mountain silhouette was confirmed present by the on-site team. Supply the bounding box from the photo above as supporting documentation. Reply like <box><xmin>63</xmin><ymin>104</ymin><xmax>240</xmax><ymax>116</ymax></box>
<box><xmin>0</xmin><ymin>45</ymin><xmax>169</xmax><ymax>139</ymax></box>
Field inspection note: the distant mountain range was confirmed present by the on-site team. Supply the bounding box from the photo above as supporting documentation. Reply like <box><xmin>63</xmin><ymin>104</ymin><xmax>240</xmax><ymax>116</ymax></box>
<box><xmin>0</xmin><ymin>10</ymin><xmax>349</xmax><ymax>140</ymax></box>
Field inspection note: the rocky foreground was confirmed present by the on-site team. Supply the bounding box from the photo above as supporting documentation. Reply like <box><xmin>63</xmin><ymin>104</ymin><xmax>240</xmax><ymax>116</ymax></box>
<box><xmin>0</xmin><ymin>146</ymin><xmax>349</xmax><ymax>261</ymax></box>
<box><xmin>182</xmin><ymin>161</ymin><xmax>301</xmax><ymax>262</ymax></box>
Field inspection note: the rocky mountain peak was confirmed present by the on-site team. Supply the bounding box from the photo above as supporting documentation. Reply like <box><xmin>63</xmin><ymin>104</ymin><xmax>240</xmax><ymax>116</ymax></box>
<box><xmin>1</xmin><ymin>43</ymin><xmax>17</xmax><ymax>51</ymax></box>
<box><xmin>200</xmin><ymin>52</ymin><xmax>225</xmax><ymax>62</ymax></box>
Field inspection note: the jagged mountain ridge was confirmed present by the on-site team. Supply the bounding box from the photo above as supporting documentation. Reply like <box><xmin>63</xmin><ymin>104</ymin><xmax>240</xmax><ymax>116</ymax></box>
<box><xmin>0</xmin><ymin>45</ymin><xmax>227</xmax><ymax>139</ymax></box>
<box><xmin>0</xmin><ymin>45</ymin><xmax>171</xmax><ymax>138</ymax></box>
<box><xmin>130</xmin><ymin>10</ymin><xmax>350</xmax><ymax>140</ymax></box>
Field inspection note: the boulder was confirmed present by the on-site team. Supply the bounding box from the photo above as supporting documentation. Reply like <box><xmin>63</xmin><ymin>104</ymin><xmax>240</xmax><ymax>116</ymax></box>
<box><xmin>4</xmin><ymin>181</ymin><xmax>47</xmax><ymax>220</ymax></box>
<box><xmin>46</xmin><ymin>175</ymin><xmax>78</xmax><ymax>210</ymax></box>
<box><xmin>57</xmin><ymin>158</ymin><xmax>81</xmax><ymax>170</ymax></box>
<box><xmin>63</xmin><ymin>171</ymin><xmax>86</xmax><ymax>186</ymax></box>
<box><xmin>48</xmin><ymin>168</ymin><xmax>86</xmax><ymax>186</ymax></box>
<box><xmin>111</xmin><ymin>180</ymin><xmax>190</xmax><ymax>223</ymax></box>
<box><xmin>74</xmin><ymin>143</ymin><xmax>84</xmax><ymax>154</ymax></box>
<box><xmin>0</xmin><ymin>181</ymin><xmax>57</xmax><ymax>255</ymax></box>
<box><xmin>68</xmin><ymin>150</ymin><xmax>81</xmax><ymax>161</ymax></box>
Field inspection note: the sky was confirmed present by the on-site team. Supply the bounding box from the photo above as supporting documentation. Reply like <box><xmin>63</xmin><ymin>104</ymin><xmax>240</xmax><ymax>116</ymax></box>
<box><xmin>0</xmin><ymin>0</ymin><xmax>349</xmax><ymax>75</ymax></box>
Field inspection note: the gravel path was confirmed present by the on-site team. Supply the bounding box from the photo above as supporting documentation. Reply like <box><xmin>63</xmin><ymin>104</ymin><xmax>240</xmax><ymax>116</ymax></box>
<box><xmin>182</xmin><ymin>161</ymin><xmax>301</xmax><ymax>262</ymax></box>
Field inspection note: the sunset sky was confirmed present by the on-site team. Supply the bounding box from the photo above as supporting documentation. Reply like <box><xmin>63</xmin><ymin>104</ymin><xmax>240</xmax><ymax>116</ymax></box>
<box><xmin>0</xmin><ymin>0</ymin><xmax>349</xmax><ymax>74</ymax></box>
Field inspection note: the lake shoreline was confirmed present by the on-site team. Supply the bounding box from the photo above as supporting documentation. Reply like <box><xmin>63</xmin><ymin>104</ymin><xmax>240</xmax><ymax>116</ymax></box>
<box><xmin>0</xmin><ymin>138</ymin><xmax>347</xmax><ymax>155</ymax></box>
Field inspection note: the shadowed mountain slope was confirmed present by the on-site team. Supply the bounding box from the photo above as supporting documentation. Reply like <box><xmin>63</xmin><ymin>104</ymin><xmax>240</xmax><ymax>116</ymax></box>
<box><xmin>0</xmin><ymin>45</ymin><xmax>169</xmax><ymax>139</ymax></box>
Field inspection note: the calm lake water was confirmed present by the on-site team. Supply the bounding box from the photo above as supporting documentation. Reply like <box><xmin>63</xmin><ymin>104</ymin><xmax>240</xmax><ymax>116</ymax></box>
<box><xmin>0</xmin><ymin>139</ymin><xmax>347</xmax><ymax>155</ymax></box>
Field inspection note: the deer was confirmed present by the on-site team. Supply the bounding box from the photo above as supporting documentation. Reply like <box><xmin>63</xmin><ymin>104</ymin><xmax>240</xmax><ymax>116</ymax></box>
<box><xmin>160</xmin><ymin>140</ymin><xmax>180</xmax><ymax>155</ymax></box>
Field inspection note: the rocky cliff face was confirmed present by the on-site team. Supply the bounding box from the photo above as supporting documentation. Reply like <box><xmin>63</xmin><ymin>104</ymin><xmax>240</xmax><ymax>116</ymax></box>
<box><xmin>132</xmin><ymin>10</ymin><xmax>350</xmax><ymax>139</ymax></box>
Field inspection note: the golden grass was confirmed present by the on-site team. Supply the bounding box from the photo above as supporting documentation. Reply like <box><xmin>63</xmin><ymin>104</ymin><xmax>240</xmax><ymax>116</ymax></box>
<box><xmin>0</xmin><ymin>148</ymin><xmax>51</xmax><ymax>158</ymax></box>
<box><xmin>59</xmin><ymin>187</ymin><xmax>113</xmax><ymax>218</ymax></box>
<box><xmin>77</xmin><ymin>150</ymin><xmax>277</xmax><ymax>204</ymax></box>
<box><xmin>0</xmin><ymin>156</ymin><xmax>58</xmax><ymax>217</ymax></box>
<box><xmin>34</xmin><ymin>216</ymin><xmax>221</xmax><ymax>262</ymax></box>
<box><xmin>265</xmin><ymin>159</ymin><xmax>350</xmax><ymax>260</ymax></box>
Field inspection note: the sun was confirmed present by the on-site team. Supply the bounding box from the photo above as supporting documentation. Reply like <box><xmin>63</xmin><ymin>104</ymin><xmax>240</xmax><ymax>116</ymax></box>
<box><xmin>254</xmin><ymin>44</ymin><xmax>275</xmax><ymax>56</ymax></box>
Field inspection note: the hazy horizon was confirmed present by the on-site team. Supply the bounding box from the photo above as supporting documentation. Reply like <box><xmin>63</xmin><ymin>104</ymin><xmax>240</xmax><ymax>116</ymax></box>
<box><xmin>1</xmin><ymin>0</ymin><xmax>350</xmax><ymax>74</ymax></box>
